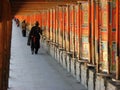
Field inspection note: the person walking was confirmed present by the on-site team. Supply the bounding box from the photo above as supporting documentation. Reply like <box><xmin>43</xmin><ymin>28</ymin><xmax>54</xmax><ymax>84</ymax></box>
<box><xmin>22</xmin><ymin>20</ymin><xmax>27</xmax><ymax>37</ymax></box>
<box><xmin>27</xmin><ymin>21</ymin><xmax>42</xmax><ymax>54</ymax></box>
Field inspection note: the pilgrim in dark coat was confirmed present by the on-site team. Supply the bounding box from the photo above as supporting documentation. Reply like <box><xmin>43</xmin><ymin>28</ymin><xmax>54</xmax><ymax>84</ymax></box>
<box><xmin>27</xmin><ymin>21</ymin><xmax>42</xmax><ymax>54</ymax></box>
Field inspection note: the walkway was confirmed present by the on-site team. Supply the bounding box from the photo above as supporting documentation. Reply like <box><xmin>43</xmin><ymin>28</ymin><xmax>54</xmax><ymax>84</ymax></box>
<box><xmin>8</xmin><ymin>21</ymin><xmax>87</xmax><ymax>90</ymax></box>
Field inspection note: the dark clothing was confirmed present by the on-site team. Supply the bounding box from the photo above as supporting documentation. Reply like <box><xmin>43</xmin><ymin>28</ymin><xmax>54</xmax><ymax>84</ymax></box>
<box><xmin>22</xmin><ymin>21</ymin><xmax>27</xmax><ymax>37</ymax></box>
<box><xmin>28</xmin><ymin>26</ymin><xmax>42</xmax><ymax>54</ymax></box>
<box><xmin>22</xmin><ymin>30</ymin><xmax>26</xmax><ymax>37</ymax></box>
<box><xmin>16</xmin><ymin>19</ymin><xmax>19</xmax><ymax>27</ymax></box>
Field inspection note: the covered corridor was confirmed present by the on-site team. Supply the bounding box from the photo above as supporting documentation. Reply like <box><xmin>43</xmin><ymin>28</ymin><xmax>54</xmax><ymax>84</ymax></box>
<box><xmin>8</xmin><ymin>21</ymin><xmax>86</xmax><ymax>90</ymax></box>
<box><xmin>1</xmin><ymin>0</ymin><xmax>120</xmax><ymax>90</ymax></box>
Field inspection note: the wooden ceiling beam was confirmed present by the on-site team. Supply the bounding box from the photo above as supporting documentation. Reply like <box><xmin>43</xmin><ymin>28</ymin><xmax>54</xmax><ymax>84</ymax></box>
<box><xmin>11</xmin><ymin>0</ymin><xmax>77</xmax><ymax>3</ymax></box>
<box><xmin>11</xmin><ymin>2</ymin><xmax>76</xmax><ymax>8</ymax></box>
<box><xmin>11</xmin><ymin>1</ymin><xmax>76</xmax><ymax>15</ymax></box>
<box><xmin>12</xmin><ymin>4</ymin><xmax>57</xmax><ymax>9</ymax></box>
<box><xmin>12</xmin><ymin>7</ymin><xmax>52</xmax><ymax>11</ymax></box>
<box><xmin>12</xmin><ymin>11</ymin><xmax>41</xmax><ymax>15</ymax></box>
<box><xmin>12</xmin><ymin>9</ymin><xmax>48</xmax><ymax>13</ymax></box>
<box><xmin>11</xmin><ymin>0</ymin><xmax>87</xmax><ymax>15</ymax></box>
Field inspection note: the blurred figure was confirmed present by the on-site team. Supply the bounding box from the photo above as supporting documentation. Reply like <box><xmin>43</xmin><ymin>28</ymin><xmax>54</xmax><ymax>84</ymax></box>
<box><xmin>16</xmin><ymin>19</ymin><xmax>20</xmax><ymax>27</ymax></box>
<box><xmin>22</xmin><ymin>20</ymin><xmax>27</xmax><ymax>37</ymax></box>
<box><xmin>27</xmin><ymin>21</ymin><xmax>42</xmax><ymax>54</ymax></box>
<box><xmin>14</xmin><ymin>18</ymin><xmax>19</xmax><ymax>27</ymax></box>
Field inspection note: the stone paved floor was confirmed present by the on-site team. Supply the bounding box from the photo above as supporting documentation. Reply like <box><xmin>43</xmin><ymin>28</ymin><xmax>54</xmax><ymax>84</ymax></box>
<box><xmin>8</xmin><ymin>21</ymin><xmax>87</xmax><ymax>90</ymax></box>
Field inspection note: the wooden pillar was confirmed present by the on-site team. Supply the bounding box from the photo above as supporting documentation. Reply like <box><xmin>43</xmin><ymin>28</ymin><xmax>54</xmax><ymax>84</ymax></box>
<box><xmin>44</xmin><ymin>11</ymin><xmax>47</xmax><ymax>38</ymax></box>
<box><xmin>98</xmin><ymin>0</ymin><xmax>109</xmax><ymax>73</ymax></box>
<box><xmin>49</xmin><ymin>10</ymin><xmax>52</xmax><ymax>42</ymax></box>
<box><xmin>38</xmin><ymin>13</ymin><xmax>42</xmax><ymax>28</ymax></box>
<box><xmin>95</xmin><ymin>0</ymin><xmax>100</xmax><ymax>73</ymax></box>
<box><xmin>62</xmin><ymin>6</ymin><xmax>66</xmax><ymax>50</ymax></box>
<box><xmin>60</xmin><ymin>6</ymin><xmax>64</xmax><ymax>48</ymax></box>
<box><xmin>91</xmin><ymin>0</ymin><xmax>95</xmax><ymax>64</ymax></box>
<box><xmin>66</xmin><ymin>5</ymin><xmax>70</xmax><ymax>52</ymax></box>
<box><xmin>69</xmin><ymin>5</ymin><xmax>75</xmax><ymax>55</ymax></box>
<box><xmin>64</xmin><ymin>5</ymin><xmax>70</xmax><ymax>52</ymax></box>
<box><xmin>110</xmin><ymin>0</ymin><xmax>116</xmax><ymax>74</ymax></box>
<box><xmin>75</xmin><ymin>4</ymin><xmax>80</xmax><ymax>58</ymax></box>
<box><xmin>55</xmin><ymin>7</ymin><xmax>58</xmax><ymax>44</ymax></box>
<box><xmin>116</xmin><ymin>0</ymin><xmax>120</xmax><ymax>80</ymax></box>
<box><xmin>2</xmin><ymin>1</ymin><xmax>7</xmax><ymax>90</ymax></box>
<box><xmin>63</xmin><ymin>6</ymin><xmax>66</xmax><ymax>50</ymax></box>
<box><xmin>53</xmin><ymin>8</ymin><xmax>56</xmax><ymax>43</ymax></box>
<box><xmin>50</xmin><ymin>9</ymin><xmax>53</xmax><ymax>42</ymax></box>
<box><xmin>42</xmin><ymin>11</ymin><xmax>46</xmax><ymax>40</ymax></box>
<box><xmin>46</xmin><ymin>10</ymin><xmax>50</xmax><ymax>41</ymax></box>
<box><xmin>0</xmin><ymin>1</ymin><xmax>4</xmax><ymax>89</ymax></box>
<box><xmin>72</xmin><ymin>5</ymin><xmax>75</xmax><ymax>58</ymax></box>
<box><xmin>58</xmin><ymin>7</ymin><xmax>61</xmax><ymax>46</ymax></box>
<box><xmin>58</xmin><ymin>6</ymin><xmax>63</xmax><ymax>48</ymax></box>
<box><xmin>106</xmin><ymin>0</ymin><xmax>110</xmax><ymax>74</ymax></box>
<box><xmin>78</xmin><ymin>2</ymin><xmax>82</xmax><ymax>60</ymax></box>
<box><xmin>68</xmin><ymin>5</ymin><xmax>70</xmax><ymax>53</ymax></box>
<box><xmin>2</xmin><ymin>0</ymin><xmax>9</xmax><ymax>89</ymax></box>
<box><xmin>62</xmin><ymin>6</ymin><xmax>64</xmax><ymax>49</ymax></box>
<box><xmin>80</xmin><ymin>1</ymin><xmax>89</xmax><ymax>61</ymax></box>
<box><xmin>6</xmin><ymin>2</ymin><xmax>12</xmax><ymax>88</ymax></box>
<box><xmin>0</xmin><ymin>0</ymin><xmax>12</xmax><ymax>90</ymax></box>
<box><xmin>88</xmin><ymin>0</ymin><xmax>92</xmax><ymax>63</ymax></box>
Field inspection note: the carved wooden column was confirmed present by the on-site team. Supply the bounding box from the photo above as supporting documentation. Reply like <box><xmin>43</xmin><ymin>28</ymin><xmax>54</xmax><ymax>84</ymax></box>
<box><xmin>88</xmin><ymin>0</ymin><xmax>91</xmax><ymax>64</ymax></box>
<box><xmin>116</xmin><ymin>0</ymin><xmax>120</xmax><ymax>80</ymax></box>
<box><xmin>95</xmin><ymin>0</ymin><xmax>100</xmax><ymax>73</ymax></box>
<box><xmin>2</xmin><ymin>0</ymin><xmax>10</xmax><ymax>89</ymax></box>
<box><xmin>78</xmin><ymin>2</ymin><xmax>82</xmax><ymax>61</ymax></box>
<box><xmin>66</xmin><ymin>5</ymin><xmax>70</xmax><ymax>53</ymax></box>
<box><xmin>2</xmin><ymin>1</ymin><xmax>7</xmax><ymax>90</ymax></box>
<box><xmin>55</xmin><ymin>7</ymin><xmax>58</xmax><ymax>45</ymax></box>
<box><xmin>0</xmin><ymin>0</ymin><xmax>12</xmax><ymax>90</ymax></box>
<box><xmin>74</xmin><ymin>4</ymin><xmax>80</xmax><ymax>58</ymax></box>
<box><xmin>90</xmin><ymin>0</ymin><xmax>95</xmax><ymax>65</ymax></box>
<box><xmin>69</xmin><ymin>5</ymin><xmax>75</xmax><ymax>57</ymax></box>
<box><xmin>62</xmin><ymin>6</ymin><xmax>65</xmax><ymax>50</ymax></box>
<box><xmin>47</xmin><ymin>10</ymin><xmax>50</xmax><ymax>41</ymax></box>
<box><xmin>53</xmin><ymin>8</ymin><xmax>56</xmax><ymax>44</ymax></box>
<box><xmin>6</xmin><ymin>2</ymin><xmax>12</xmax><ymax>90</ymax></box>
<box><xmin>0</xmin><ymin>0</ymin><xmax>4</xmax><ymax>89</ymax></box>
